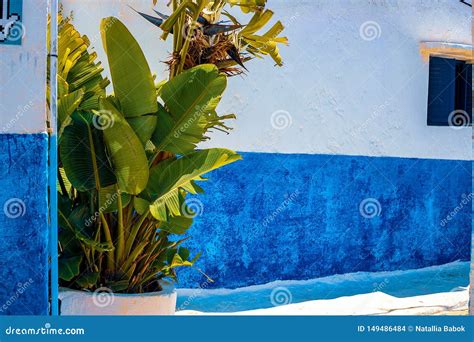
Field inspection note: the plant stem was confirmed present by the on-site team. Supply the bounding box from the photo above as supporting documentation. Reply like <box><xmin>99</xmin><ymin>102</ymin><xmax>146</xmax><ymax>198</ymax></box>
<box><xmin>115</xmin><ymin>185</ymin><xmax>125</xmax><ymax>265</ymax></box>
<box><xmin>124</xmin><ymin>209</ymin><xmax>150</xmax><ymax>259</ymax></box>
<box><xmin>176</xmin><ymin>0</ymin><xmax>206</xmax><ymax>75</ymax></box>
<box><xmin>100</xmin><ymin>212</ymin><xmax>115</xmax><ymax>273</ymax></box>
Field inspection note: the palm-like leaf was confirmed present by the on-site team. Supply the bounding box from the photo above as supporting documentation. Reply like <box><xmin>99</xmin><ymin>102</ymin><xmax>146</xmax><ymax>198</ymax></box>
<box><xmin>60</xmin><ymin>112</ymin><xmax>116</xmax><ymax>191</ymax></box>
<box><xmin>99</xmin><ymin>98</ymin><xmax>150</xmax><ymax>195</ymax></box>
<box><xmin>152</xmin><ymin>65</ymin><xmax>234</xmax><ymax>154</ymax></box>
<box><xmin>101</xmin><ymin>17</ymin><xmax>158</xmax><ymax>118</ymax></box>
<box><xmin>226</xmin><ymin>0</ymin><xmax>266</xmax><ymax>13</ymax></box>
<box><xmin>54</xmin><ymin>16</ymin><xmax>109</xmax><ymax>110</ymax></box>
<box><xmin>238</xmin><ymin>10</ymin><xmax>288</xmax><ymax>66</ymax></box>
<box><xmin>143</xmin><ymin>148</ymin><xmax>241</xmax><ymax>221</ymax></box>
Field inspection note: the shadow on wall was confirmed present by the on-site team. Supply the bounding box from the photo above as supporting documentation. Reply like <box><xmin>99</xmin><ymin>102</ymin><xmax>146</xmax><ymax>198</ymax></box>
<box><xmin>178</xmin><ymin>152</ymin><xmax>471</xmax><ymax>289</ymax></box>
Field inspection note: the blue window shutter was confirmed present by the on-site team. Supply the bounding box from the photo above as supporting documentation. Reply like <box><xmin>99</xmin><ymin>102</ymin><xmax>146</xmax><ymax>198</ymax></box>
<box><xmin>427</xmin><ymin>57</ymin><xmax>457</xmax><ymax>126</ymax></box>
<box><xmin>463</xmin><ymin>63</ymin><xmax>472</xmax><ymax>123</ymax></box>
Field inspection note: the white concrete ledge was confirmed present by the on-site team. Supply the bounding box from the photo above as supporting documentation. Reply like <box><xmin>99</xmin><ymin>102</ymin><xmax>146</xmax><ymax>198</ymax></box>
<box><xmin>178</xmin><ymin>289</ymin><xmax>468</xmax><ymax>316</ymax></box>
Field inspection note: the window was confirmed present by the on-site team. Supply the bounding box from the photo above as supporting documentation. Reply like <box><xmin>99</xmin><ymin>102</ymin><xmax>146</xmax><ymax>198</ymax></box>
<box><xmin>427</xmin><ymin>56</ymin><xmax>472</xmax><ymax>126</ymax></box>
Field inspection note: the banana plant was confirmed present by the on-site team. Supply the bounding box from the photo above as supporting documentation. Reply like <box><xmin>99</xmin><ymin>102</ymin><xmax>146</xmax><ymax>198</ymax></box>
<box><xmin>58</xmin><ymin>16</ymin><xmax>240</xmax><ymax>293</ymax></box>
<box><xmin>137</xmin><ymin>0</ymin><xmax>288</xmax><ymax>77</ymax></box>
<box><xmin>48</xmin><ymin>15</ymin><xmax>110</xmax><ymax>138</ymax></box>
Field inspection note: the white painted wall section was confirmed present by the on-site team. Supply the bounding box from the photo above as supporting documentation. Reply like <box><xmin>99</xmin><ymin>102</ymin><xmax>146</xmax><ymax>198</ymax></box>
<box><xmin>0</xmin><ymin>0</ymin><xmax>48</xmax><ymax>134</ymax></box>
<box><xmin>62</xmin><ymin>0</ymin><xmax>472</xmax><ymax>160</ymax></box>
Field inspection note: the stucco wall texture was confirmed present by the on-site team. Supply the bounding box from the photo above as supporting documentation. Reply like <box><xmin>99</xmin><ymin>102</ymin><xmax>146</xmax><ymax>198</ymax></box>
<box><xmin>179</xmin><ymin>152</ymin><xmax>471</xmax><ymax>289</ymax></box>
<box><xmin>0</xmin><ymin>0</ymin><xmax>49</xmax><ymax>315</ymax></box>
<box><xmin>0</xmin><ymin>134</ymin><xmax>48</xmax><ymax>314</ymax></box>
<box><xmin>62</xmin><ymin>0</ymin><xmax>472</xmax><ymax>161</ymax></box>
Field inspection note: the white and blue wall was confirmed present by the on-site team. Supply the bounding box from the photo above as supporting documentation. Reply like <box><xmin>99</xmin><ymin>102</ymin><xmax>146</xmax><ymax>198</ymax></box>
<box><xmin>63</xmin><ymin>0</ymin><xmax>473</xmax><ymax>289</ymax></box>
<box><xmin>0</xmin><ymin>0</ymin><xmax>49</xmax><ymax>314</ymax></box>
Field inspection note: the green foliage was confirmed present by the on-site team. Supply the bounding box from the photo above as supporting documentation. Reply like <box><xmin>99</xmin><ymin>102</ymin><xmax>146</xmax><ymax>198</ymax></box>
<box><xmin>48</xmin><ymin>15</ymin><xmax>110</xmax><ymax>138</ymax></box>
<box><xmin>137</xmin><ymin>0</ymin><xmax>288</xmax><ymax>76</ymax></box>
<box><xmin>58</xmin><ymin>1</ymin><xmax>286</xmax><ymax>293</ymax></box>
<box><xmin>151</xmin><ymin>65</ymin><xmax>229</xmax><ymax>154</ymax></box>
<box><xmin>57</xmin><ymin>15</ymin><xmax>240</xmax><ymax>293</ymax></box>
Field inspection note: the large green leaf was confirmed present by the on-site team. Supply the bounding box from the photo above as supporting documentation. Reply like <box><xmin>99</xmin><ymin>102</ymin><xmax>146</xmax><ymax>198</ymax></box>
<box><xmin>144</xmin><ymin>148</ymin><xmax>241</xmax><ymax>220</ymax></box>
<box><xmin>101</xmin><ymin>17</ymin><xmax>157</xmax><ymax>118</ymax></box>
<box><xmin>60</xmin><ymin>112</ymin><xmax>116</xmax><ymax>191</ymax></box>
<box><xmin>75</xmin><ymin>272</ymin><xmax>99</xmax><ymax>289</ymax></box>
<box><xmin>99</xmin><ymin>98</ymin><xmax>150</xmax><ymax>195</ymax></box>
<box><xmin>62</xmin><ymin>205</ymin><xmax>114</xmax><ymax>252</ymax></box>
<box><xmin>58</xmin><ymin>256</ymin><xmax>82</xmax><ymax>281</ymax></box>
<box><xmin>127</xmin><ymin>114</ymin><xmax>158</xmax><ymax>146</ymax></box>
<box><xmin>152</xmin><ymin>65</ymin><xmax>233</xmax><ymax>154</ymax></box>
<box><xmin>160</xmin><ymin>215</ymin><xmax>193</xmax><ymax>235</ymax></box>
<box><xmin>99</xmin><ymin>185</ymin><xmax>131</xmax><ymax>213</ymax></box>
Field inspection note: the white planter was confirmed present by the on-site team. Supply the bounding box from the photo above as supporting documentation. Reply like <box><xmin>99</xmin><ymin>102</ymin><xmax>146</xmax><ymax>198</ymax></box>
<box><xmin>59</xmin><ymin>281</ymin><xmax>177</xmax><ymax>315</ymax></box>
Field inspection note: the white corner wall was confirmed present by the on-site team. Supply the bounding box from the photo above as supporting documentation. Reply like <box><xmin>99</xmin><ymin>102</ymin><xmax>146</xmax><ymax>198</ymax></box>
<box><xmin>0</xmin><ymin>0</ymin><xmax>48</xmax><ymax>134</ymax></box>
<box><xmin>62</xmin><ymin>0</ymin><xmax>472</xmax><ymax>160</ymax></box>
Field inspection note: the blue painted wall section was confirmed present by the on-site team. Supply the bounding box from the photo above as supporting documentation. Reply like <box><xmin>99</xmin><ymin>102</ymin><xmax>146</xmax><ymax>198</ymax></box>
<box><xmin>0</xmin><ymin>134</ymin><xmax>48</xmax><ymax>314</ymax></box>
<box><xmin>179</xmin><ymin>152</ymin><xmax>471</xmax><ymax>289</ymax></box>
